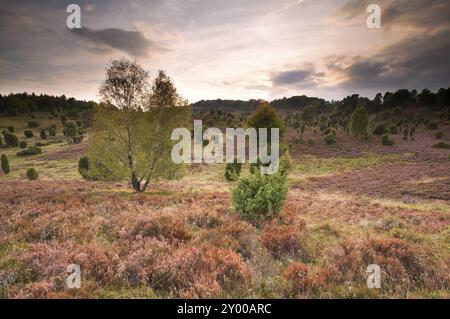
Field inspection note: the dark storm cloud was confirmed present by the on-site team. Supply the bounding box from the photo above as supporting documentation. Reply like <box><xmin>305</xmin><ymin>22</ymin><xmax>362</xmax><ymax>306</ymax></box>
<box><xmin>271</xmin><ymin>66</ymin><xmax>324</xmax><ymax>88</ymax></box>
<box><xmin>338</xmin><ymin>29</ymin><xmax>450</xmax><ymax>90</ymax></box>
<box><xmin>337</xmin><ymin>0</ymin><xmax>450</xmax><ymax>30</ymax></box>
<box><xmin>70</xmin><ymin>27</ymin><xmax>164</xmax><ymax>57</ymax></box>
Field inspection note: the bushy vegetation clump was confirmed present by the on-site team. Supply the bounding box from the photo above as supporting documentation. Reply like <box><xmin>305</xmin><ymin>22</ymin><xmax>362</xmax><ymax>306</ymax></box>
<box><xmin>27</xmin><ymin>121</ymin><xmax>39</xmax><ymax>128</ymax></box>
<box><xmin>19</xmin><ymin>141</ymin><xmax>28</xmax><ymax>149</ymax></box>
<box><xmin>232</xmin><ymin>172</ymin><xmax>288</xmax><ymax>226</ymax></box>
<box><xmin>224</xmin><ymin>159</ymin><xmax>242</xmax><ymax>181</ymax></box>
<box><xmin>349</xmin><ymin>105</ymin><xmax>368</xmax><ymax>138</ymax></box>
<box><xmin>426</xmin><ymin>122</ymin><xmax>438</xmax><ymax>130</ymax></box>
<box><xmin>3</xmin><ymin>132</ymin><xmax>19</xmax><ymax>147</ymax></box>
<box><xmin>47</xmin><ymin>126</ymin><xmax>56</xmax><ymax>137</ymax></box>
<box><xmin>324</xmin><ymin>132</ymin><xmax>336</xmax><ymax>145</ymax></box>
<box><xmin>435</xmin><ymin>131</ymin><xmax>444</xmax><ymax>139</ymax></box>
<box><xmin>17</xmin><ymin>146</ymin><xmax>42</xmax><ymax>157</ymax></box>
<box><xmin>26</xmin><ymin>168</ymin><xmax>38</xmax><ymax>180</ymax></box>
<box><xmin>373</xmin><ymin>123</ymin><xmax>386</xmax><ymax>136</ymax></box>
<box><xmin>40</xmin><ymin>129</ymin><xmax>47</xmax><ymax>140</ymax></box>
<box><xmin>232</xmin><ymin>154</ymin><xmax>291</xmax><ymax>226</ymax></box>
<box><xmin>381</xmin><ymin>134</ymin><xmax>394</xmax><ymax>146</ymax></box>
<box><xmin>433</xmin><ymin>141</ymin><xmax>450</xmax><ymax>149</ymax></box>
<box><xmin>24</xmin><ymin>130</ymin><xmax>34</xmax><ymax>138</ymax></box>
<box><xmin>7</xmin><ymin>126</ymin><xmax>14</xmax><ymax>133</ymax></box>
<box><xmin>78</xmin><ymin>156</ymin><xmax>91</xmax><ymax>180</ymax></box>
<box><xmin>1</xmin><ymin>154</ymin><xmax>10</xmax><ymax>174</ymax></box>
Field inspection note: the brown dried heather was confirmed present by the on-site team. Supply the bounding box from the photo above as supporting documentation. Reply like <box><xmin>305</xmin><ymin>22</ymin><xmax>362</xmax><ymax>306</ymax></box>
<box><xmin>151</xmin><ymin>244</ymin><xmax>251</xmax><ymax>298</ymax></box>
<box><xmin>261</xmin><ymin>220</ymin><xmax>307</xmax><ymax>259</ymax></box>
<box><xmin>130</xmin><ymin>214</ymin><xmax>192</xmax><ymax>243</ymax></box>
<box><xmin>323</xmin><ymin>237</ymin><xmax>448</xmax><ymax>291</ymax></box>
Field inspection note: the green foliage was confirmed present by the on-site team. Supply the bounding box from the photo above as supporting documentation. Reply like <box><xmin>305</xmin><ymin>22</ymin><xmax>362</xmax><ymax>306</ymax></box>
<box><xmin>308</xmin><ymin>138</ymin><xmax>315</xmax><ymax>145</ymax></box>
<box><xmin>381</xmin><ymin>134</ymin><xmax>394</xmax><ymax>146</ymax></box>
<box><xmin>40</xmin><ymin>128</ymin><xmax>47</xmax><ymax>140</ymax></box>
<box><xmin>24</xmin><ymin>130</ymin><xmax>34</xmax><ymax>138</ymax></box>
<box><xmin>349</xmin><ymin>105</ymin><xmax>368</xmax><ymax>138</ymax></box>
<box><xmin>78</xmin><ymin>156</ymin><xmax>90</xmax><ymax>180</ymax></box>
<box><xmin>26</xmin><ymin>168</ymin><xmax>38</xmax><ymax>180</ymax></box>
<box><xmin>324</xmin><ymin>133</ymin><xmax>336</xmax><ymax>145</ymax></box>
<box><xmin>433</xmin><ymin>141</ymin><xmax>450</xmax><ymax>149</ymax></box>
<box><xmin>247</xmin><ymin>103</ymin><xmax>286</xmax><ymax>140</ymax></box>
<box><xmin>27</xmin><ymin>121</ymin><xmax>39</xmax><ymax>128</ymax></box>
<box><xmin>426</xmin><ymin>122</ymin><xmax>438</xmax><ymax>130</ymax></box>
<box><xmin>19</xmin><ymin>141</ymin><xmax>28</xmax><ymax>149</ymax></box>
<box><xmin>1</xmin><ymin>154</ymin><xmax>10</xmax><ymax>174</ymax></box>
<box><xmin>90</xmin><ymin>60</ymin><xmax>191</xmax><ymax>192</ymax></box>
<box><xmin>232</xmin><ymin>173</ymin><xmax>288</xmax><ymax>226</ymax></box>
<box><xmin>435</xmin><ymin>131</ymin><xmax>444</xmax><ymax>139</ymax></box>
<box><xmin>7</xmin><ymin>126</ymin><xmax>14</xmax><ymax>133</ymax></box>
<box><xmin>390</xmin><ymin>125</ymin><xmax>398</xmax><ymax>134</ymax></box>
<box><xmin>47</xmin><ymin>127</ymin><xmax>56</xmax><ymax>136</ymax></box>
<box><xmin>17</xmin><ymin>146</ymin><xmax>42</xmax><ymax>157</ymax></box>
<box><xmin>373</xmin><ymin>123</ymin><xmax>386</xmax><ymax>136</ymax></box>
<box><xmin>3</xmin><ymin>133</ymin><xmax>19</xmax><ymax>147</ymax></box>
<box><xmin>64</xmin><ymin>121</ymin><xmax>78</xmax><ymax>143</ymax></box>
<box><xmin>225</xmin><ymin>159</ymin><xmax>242</xmax><ymax>181</ymax></box>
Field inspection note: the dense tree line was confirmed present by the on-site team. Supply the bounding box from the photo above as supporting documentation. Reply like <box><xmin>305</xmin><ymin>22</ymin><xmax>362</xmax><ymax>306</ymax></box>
<box><xmin>0</xmin><ymin>92</ymin><xmax>97</xmax><ymax>116</ymax></box>
<box><xmin>192</xmin><ymin>88</ymin><xmax>449</xmax><ymax>117</ymax></box>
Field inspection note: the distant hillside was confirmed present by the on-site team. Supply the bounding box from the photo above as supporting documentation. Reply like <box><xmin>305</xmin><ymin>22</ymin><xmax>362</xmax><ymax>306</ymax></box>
<box><xmin>192</xmin><ymin>88</ymin><xmax>450</xmax><ymax>117</ymax></box>
<box><xmin>0</xmin><ymin>93</ymin><xmax>97</xmax><ymax>116</ymax></box>
<box><xmin>191</xmin><ymin>95</ymin><xmax>329</xmax><ymax>115</ymax></box>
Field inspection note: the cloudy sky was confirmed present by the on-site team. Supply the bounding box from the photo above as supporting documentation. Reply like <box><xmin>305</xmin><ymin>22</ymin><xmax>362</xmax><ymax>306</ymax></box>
<box><xmin>0</xmin><ymin>0</ymin><xmax>449</xmax><ymax>102</ymax></box>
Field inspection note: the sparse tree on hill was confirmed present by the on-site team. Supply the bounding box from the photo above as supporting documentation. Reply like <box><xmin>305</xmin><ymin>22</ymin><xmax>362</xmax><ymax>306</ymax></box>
<box><xmin>247</xmin><ymin>102</ymin><xmax>285</xmax><ymax>140</ymax></box>
<box><xmin>349</xmin><ymin>105</ymin><xmax>368</xmax><ymax>138</ymax></box>
<box><xmin>1</xmin><ymin>154</ymin><xmax>10</xmax><ymax>174</ymax></box>
<box><xmin>88</xmin><ymin>58</ymin><xmax>191</xmax><ymax>192</ymax></box>
<box><xmin>64</xmin><ymin>121</ymin><xmax>78</xmax><ymax>144</ymax></box>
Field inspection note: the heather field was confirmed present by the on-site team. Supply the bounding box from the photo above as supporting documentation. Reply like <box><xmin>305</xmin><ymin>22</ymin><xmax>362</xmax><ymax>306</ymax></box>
<box><xmin>1</xmin><ymin>118</ymin><xmax>449</xmax><ymax>299</ymax></box>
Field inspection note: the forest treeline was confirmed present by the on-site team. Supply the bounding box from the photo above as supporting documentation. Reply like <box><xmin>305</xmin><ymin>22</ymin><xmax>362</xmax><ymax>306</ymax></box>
<box><xmin>1</xmin><ymin>87</ymin><xmax>449</xmax><ymax>117</ymax></box>
<box><xmin>0</xmin><ymin>93</ymin><xmax>97</xmax><ymax>116</ymax></box>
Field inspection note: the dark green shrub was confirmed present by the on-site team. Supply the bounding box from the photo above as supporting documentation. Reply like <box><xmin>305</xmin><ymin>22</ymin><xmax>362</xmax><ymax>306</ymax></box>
<box><xmin>40</xmin><ymin>129</ymin><xmax>47</xmax><ymax>140</ymax></box>
<box><xmin>35</xmin><ymin>142</ymin><xmax>49</xmax><ymax>147</ymax></box>
<box><xmin>78</xmin><ymin>156</ymin><xmax>90</xmax><ymax>179</ymax></box>
<box><xmin>1</xmin><ymin>154</ymin><xmax>10</xmax><ymax>174</ymax></box>
<box><xmin>393</xmin><ymin>107</ymin><xmax>403</xmax><ymax>116</ymax></box>
<box><xmin>323</xmin><ymin>128</ymin><xmax>332</xmax><ymax>136</ymax></box>
<box><xmin>64</xmin><ymin>121</ymin><xmax>78</xmax><ymax>143</ymax></box>
<box><xmin>24</xmin><ymin>130</ymin><xmax>34</xmax><ymax>138</ymax></box>
<box><xmin>72</xmin><ymin>135</ymin><xmax>84</xmax><ymax>144</ymax></box>
<box><xmin>232</xmin><ymin>173</ymin><xmax>288</xmax><ymax>226</ymax></box>
<box><xmin>19</xmin><ymin>141</ymin><xmax>27</xmax><ymax>149</ymax></box>
<box><xmin>349</xmin><ymin>105</ymin><xmax>368</xmax><ymax>138</ymax></box>
<box><xmin>381</xmin><ymin>134</ymin><xmax>394</xmax><ymax>146</ymax></box>
<box><xmin>433</xmin><ymin>141</ymin><xmax>450</xmax><ymax>149</ymax></box>
<box><xmin>324</xmin><ymin>133</ymin><xmax>336</xmax><ymax>145</ymax></box>
<box><xmin>373</xmin><ymin>123</ymin><xmax>386</xmax><ymax>136</ymax></box>
<box><xmin>436</xmin><ymin>131</ymin><xmax>444</xmax><ymax>139</ymax></box>
<box><xmin>7</xmin><ymin>126</ymin><xmax>14</xmax><ymax>133</ymax></box>
<box><xmin>3</xmin><ymin>133</ymin><xmax>19</xmax><ymax>147</ymax></box>
<box><xmin>27</xmin><ymin>121</ymin><xmax>39</xmax><ymax>128</ymax></box>
<box><xmin>308</xmin><ymin>138</ymin><xmax>315</xmax><ymax>145</ymax></box>
<box><xmin>26</xmin><ymin>168</ymin><xmax>38</xmax><ymax>180</ymax></box>
<box><xmin>403</xmin><ymin>128</ymin><xmax>409</xmax><ymax>140</ymax></box>
<box><xmin>225</xmin><ymin>159</ymin><xmax>242</xmax><ymax>181</ymax></box>
<box><xmin>427</xmin><ymin>122</ymin><xmax>438</xmax><ymax>130</ymax></box>
<box><xmin>47</xmin><ymin>127</ymin><xmax>56</xmax><ymax>136</ymax></box>
<box><xmin>390</xmin><ymin>125</ymin><xmax>398</xmax><ymax>134</ymax></box>
<box><xmin>17</xmin><ymin>146</ymin><xmax>42</xmax><ymax>157</ymax></box>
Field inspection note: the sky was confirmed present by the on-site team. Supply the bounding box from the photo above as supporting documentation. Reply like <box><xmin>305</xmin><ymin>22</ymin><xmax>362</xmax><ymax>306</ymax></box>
<box><xmin>0</xmin><ymin>0</ymin><xmax>449</xmax><ymax>103</ymax></box>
